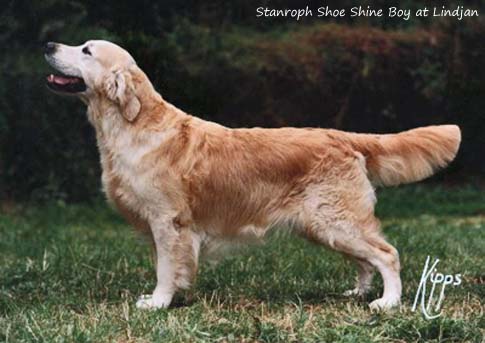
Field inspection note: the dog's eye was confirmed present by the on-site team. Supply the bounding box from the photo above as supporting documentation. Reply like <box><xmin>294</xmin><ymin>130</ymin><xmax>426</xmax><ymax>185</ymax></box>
<box><xmin>82</xmin><ymin>47</ymin><xmax>92</xmax><ymax>56</ymax></box>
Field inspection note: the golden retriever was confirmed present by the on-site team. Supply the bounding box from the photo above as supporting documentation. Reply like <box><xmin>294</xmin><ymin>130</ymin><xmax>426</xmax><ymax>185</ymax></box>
<box><xmin>44</xmin><ymin>40</ymin><xmax>461</xmax><ymax>310</ymax></box>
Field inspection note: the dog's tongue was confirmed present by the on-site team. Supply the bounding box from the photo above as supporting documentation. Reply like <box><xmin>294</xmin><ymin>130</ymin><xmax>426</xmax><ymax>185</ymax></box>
<box><xmin>47</xmin><ymin>74</ymin><xmax>79</xmax><ymax>85</ymax></box>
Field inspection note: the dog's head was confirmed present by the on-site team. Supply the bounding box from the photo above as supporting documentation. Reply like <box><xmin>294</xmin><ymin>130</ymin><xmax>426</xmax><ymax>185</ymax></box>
<box><xmin>44</xmin><ymin>40</ymin><xmax>142</xmax><ymax>121</ymax></box>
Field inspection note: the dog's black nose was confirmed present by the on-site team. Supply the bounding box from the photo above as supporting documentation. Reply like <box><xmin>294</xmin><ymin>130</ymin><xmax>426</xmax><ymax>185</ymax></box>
<box><xmin>44</xmin><ymin>42</ymin><xmax>57</xmax><ymax>55</ymax></box>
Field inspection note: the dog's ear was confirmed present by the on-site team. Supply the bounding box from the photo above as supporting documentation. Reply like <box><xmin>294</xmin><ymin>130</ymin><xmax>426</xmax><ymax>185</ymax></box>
<box><xmin>104</xmin><ymin>68</ymin><xmax>141</xmax><ymax>122</ymax></box>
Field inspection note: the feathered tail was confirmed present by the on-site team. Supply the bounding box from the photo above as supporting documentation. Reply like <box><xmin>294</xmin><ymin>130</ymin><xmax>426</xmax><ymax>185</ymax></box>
<box><xmin>346</xmin><ymin>125</ymin><xmax>461</xmax><ymax>186</ymax></box>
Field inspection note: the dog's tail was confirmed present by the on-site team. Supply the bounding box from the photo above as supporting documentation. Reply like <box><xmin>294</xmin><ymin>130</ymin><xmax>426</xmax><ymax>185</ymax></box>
<box><xmin>345</xmin><ymin>125</ymin><xmax>461</xmax><ymax>187</ymax></box>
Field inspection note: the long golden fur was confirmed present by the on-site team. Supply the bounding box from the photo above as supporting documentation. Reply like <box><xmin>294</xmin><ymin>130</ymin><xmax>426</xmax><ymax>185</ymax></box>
<box><xmin>45</xmin><ymin>40</ymin><xmax>461</xmax><ymax>310</ymax></box>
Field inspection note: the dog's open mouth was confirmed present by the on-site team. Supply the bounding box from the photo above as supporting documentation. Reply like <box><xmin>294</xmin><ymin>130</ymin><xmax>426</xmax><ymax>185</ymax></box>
<box><xmin>46</xmin><ymin>73</ymin><xmax>86</xmax><ymax>93</ymax></box>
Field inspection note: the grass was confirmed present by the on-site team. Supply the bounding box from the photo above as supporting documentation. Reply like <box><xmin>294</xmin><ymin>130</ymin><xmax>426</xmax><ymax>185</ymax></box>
<box><xmin>0</xmin><ymin>185</ymin><xmax>484</xmax><ymax>342</ymax></box>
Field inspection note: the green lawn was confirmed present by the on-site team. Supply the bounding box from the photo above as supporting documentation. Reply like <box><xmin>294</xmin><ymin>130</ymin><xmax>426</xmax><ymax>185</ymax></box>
<box><xmin>0</xmin><ymin>185</ymin><xmax>484</xmax><ymax>342</ymax></box>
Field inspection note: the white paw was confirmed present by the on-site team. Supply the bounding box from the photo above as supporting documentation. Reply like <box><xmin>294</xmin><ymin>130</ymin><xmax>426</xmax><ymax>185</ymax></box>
<box><xmin>343</xmin><ymin>288</ymin><xmax>367</xmax><ymax>297</ymax></box>
<box><xmin>135</xmin><ymin>293</ymin><xmax>172</xmax><ymax>310</ymax></box>
<box><xmin>369</xmin><ymin>297</ymin><xmax>400</xmax><ymax>311</ymax></box>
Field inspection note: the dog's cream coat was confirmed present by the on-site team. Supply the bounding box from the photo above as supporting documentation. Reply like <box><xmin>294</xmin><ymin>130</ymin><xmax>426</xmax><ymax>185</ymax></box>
<box><xmin>45</xmin><ymin>40</ymin><xmax>461</xmax><ymax>310</ymax></box>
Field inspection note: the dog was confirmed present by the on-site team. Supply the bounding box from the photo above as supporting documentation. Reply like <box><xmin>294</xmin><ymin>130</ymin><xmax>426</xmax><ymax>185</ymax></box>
<box><xmin>44</xmin><ymin>40</ymin><xmax>461</xmax><ymax>310</ymax></box>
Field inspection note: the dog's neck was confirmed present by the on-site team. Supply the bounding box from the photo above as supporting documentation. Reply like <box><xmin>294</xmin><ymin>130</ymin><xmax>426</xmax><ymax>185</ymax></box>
<box><xmin>85</xmin><ymin>70</ymin><xmax>193</xmax><ymax>169</ymax></box>
<box><xmin>86</xmin><ymin>67</ymin><xmax>189</xmax><ymax>135</ymax></box>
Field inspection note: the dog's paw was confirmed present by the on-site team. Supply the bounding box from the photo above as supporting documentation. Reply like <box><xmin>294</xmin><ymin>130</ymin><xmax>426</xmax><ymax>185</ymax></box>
<box><xmin>135</xmin><ymin>294</ymin><xmax>172</xmax><ymax>310</ymax></box>
<box><xmin>343</xmin><ymin>288</ymin><xmax>366</xmax><ymax>297</ymax></box>
<box><xmin>369</xmin><ymin>297</ymin><xmax>400</xmax><ymax>311</ymax></box>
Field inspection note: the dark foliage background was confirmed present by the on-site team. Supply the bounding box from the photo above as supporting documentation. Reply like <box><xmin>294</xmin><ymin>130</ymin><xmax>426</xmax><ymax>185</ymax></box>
<box><xmin>1</xmin><ymin>0</ymin><xmax>484</xmax><ymax>201</ymax></box>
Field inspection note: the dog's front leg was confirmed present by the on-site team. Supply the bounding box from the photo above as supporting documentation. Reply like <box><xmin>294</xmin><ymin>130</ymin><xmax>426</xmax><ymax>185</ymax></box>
<box><xmin>136</xmin><ymin>216</ymin><xmax>200</xmax><ymax>310</ymax></box>
<box><xmin>136</xmin><ymin>216</ymin><xmax>178</xmax><ymax>309</ymax></box>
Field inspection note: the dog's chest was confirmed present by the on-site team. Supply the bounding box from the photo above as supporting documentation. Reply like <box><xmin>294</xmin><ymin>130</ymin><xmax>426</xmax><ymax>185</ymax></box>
<box><xmin>99</xmin><ymin>126</ymin><xmax>172</xmax><ymax>215</ymax></box>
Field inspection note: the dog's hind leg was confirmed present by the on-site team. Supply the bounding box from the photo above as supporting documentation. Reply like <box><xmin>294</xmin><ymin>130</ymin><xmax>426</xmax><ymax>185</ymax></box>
<box><xmin>342</xmin><ymin>257</ymin><xmax>375</xmax><ymax>297</ymax></box>
<box><xmin>364</xmin><ymin>233</ymin><xmax>401</xmax><ymax>310</ymax></box>
<box><xmin>301</xmin><ymin>156</ymin><xmax>401</xmax><ymax>310</ymax></box>
<box><xmin>304</xmin><ymin>218</ymin><xmax>401</xmax><ymax>310</ymax></box>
